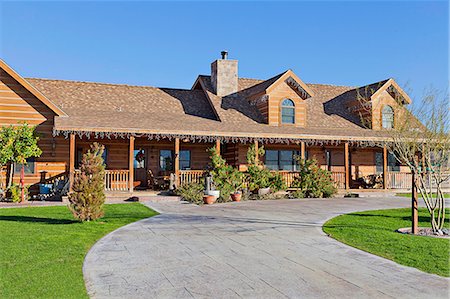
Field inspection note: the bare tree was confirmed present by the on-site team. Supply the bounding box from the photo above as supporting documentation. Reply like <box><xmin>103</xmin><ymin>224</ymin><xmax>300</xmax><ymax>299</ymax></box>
<box><xmin>357</xmin><ymin>86</ymin><xmax>449</xmax><ymax>234</ymax></box>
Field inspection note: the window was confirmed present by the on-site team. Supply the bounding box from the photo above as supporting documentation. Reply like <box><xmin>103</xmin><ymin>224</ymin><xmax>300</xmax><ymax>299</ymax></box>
<box><xmin>160</xmin><ymin>150</ymin><xmax>173</xmax><ymax>171</ymax></box>
<box><xmin>382</xmin><ymin>105</ymin><xmax>394</xmax><ymax>129</ymax></box>
<box><xmin>375</xmin><ymin>152</ymin><xmax>383</xmax><ymax>173</ymax></box>
<box><xmin>14</xmin><ymin>158</ymin><xmax>36</xmax><ymax>175</ymax></box>
<box><xmin>325</xmin><ymin>150</ymin><xmax>332</xmax><ymax>171</ymax></box>
<box><xmin>265</xmin><ymin>150</ymin><xmax>300</xmax><ymax>171</ymax></box>
<box><xmin>375</xmin><ymin>152</ymin><xmax>400</xmax><ymax>172</ymax></box>
<box><xmin>281</xmin><ymin>99</ymin><xmax>295</xmax><ymax>124</ymax></box>
<box><xmin>76</xmin><ymin>148</ymin><xmax>83</xmax><ymax>168</ymax></box>
<box><xmin>134</xmin><ymin>149</ymin><xmax>146</xmax><ymax>169</ymax></box>
<box><xmin>388</xmin><ymin>153</ymin><xmax>400</xmax><ymax>172</ymax></box>
<box><xmin>159</xmin><ymin>150</ymin><xmax>191</xmax><ymax>171</ymax></box>
<box><xmin>179</xmin><ymin>150</ymin><xmax>191</xmax><ymax>170</ymax></box>
<box><xmin>101</xmin><ymin>146</ymin><xmax>108</xmax><ymax>167</ymax></box>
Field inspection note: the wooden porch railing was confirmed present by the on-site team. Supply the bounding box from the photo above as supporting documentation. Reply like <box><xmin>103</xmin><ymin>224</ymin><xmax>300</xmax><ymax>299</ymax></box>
<box><xmin>387</xmin><ymin>172</ymin><xmax>412</xmax><ymax>189</ymax></box>
<box><xmin>104</xmin><ymin>170</ymin><xmax>129</xmax><ymax>191</ymax></box>
<box><xmin>331</xmin><ymin>171</ymin><xmax>346</xmax><ymax>189</ymax></box>
<box><xmin>275</xmin><ymin>171</ymin><xmax>300</xmax><ymax>188</ymax></box>
<box><xmin>179</xmin><ymin>170</ymin><xmax>204</xmax><ymax>186</ymax></box>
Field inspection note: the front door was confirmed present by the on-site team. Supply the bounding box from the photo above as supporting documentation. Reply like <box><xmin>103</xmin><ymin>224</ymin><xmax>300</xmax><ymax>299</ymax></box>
<box><xmin>134</xmin><ymin>148</ymin><xmax>147</xmax><ymax>188</ymax></box>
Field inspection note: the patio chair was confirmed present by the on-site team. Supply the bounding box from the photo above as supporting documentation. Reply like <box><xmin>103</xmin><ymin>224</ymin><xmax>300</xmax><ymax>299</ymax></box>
<box><xmin>33</xmin><ymin>178</ymin><xmax>70</xmax><ymax>201</ymax></box>
<box><xmin>147</xmin><ymin>169</ymin><xmax>159</xmax><ymax>190</ymax></box>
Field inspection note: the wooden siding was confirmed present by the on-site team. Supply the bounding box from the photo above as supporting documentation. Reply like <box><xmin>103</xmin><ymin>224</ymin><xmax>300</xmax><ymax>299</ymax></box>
<box><xmin>267</xmin><ymin>81</ymin><xmax>306</xmax><ymax>127</ymax></box>
<box><xmin>371</xmin><ymin>89</ymin><xmax>405</xmax><ymax>131</ymax></box>
<box><xmin>0</xmin><ymin>69</ymin><xmax>69</xmax><ymax>190</ymax></box>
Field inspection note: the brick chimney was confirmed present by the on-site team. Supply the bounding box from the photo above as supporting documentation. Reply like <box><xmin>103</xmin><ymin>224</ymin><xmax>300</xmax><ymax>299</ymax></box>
<box><xmin>211</xmin><ymin>51</ymin><xmax>238</xmax><ymax>96</ymax></box>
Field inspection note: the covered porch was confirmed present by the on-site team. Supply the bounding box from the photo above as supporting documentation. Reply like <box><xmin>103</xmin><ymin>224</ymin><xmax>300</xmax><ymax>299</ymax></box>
<box><xmin>66</xmin><ymin>133</ymin><xmax>413</xmax><ymax>193</ymax></box>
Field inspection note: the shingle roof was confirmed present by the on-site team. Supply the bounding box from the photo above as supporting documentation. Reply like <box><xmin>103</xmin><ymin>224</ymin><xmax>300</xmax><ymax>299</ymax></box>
<box><xmin>25</xmin><ymin>75</ymin><xmax>393</xmax><ymax>141</ymax></box>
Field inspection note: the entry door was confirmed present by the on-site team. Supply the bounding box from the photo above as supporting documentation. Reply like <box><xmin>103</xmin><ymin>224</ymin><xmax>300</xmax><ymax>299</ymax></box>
<box><xmin>134</xmin><ymin>148</ymin><xmax>147</xmax><ymax>187</ymax></box>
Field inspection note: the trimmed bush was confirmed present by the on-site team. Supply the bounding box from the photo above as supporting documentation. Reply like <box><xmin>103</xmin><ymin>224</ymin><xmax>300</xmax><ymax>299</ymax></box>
<box><xmin>291</xmin><ymin>158</ymin><xmax>337</xmax><ymax>198</ymax></box>
<box><xmin>68</xmin><ymin>143</ymin><xmax>106</xmax><ymax>221</ymax></box>
<box><xmin>176</xmin><ymin>182</ymin><xmax>204</xmax><ymax>204</ymax></box>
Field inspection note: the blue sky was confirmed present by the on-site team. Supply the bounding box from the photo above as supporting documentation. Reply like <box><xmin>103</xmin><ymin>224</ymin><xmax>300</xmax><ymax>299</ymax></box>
<box><xmin>0</xmin><ymin>1</ymin><xmax>448</xmax><ymax>102</ymax></box>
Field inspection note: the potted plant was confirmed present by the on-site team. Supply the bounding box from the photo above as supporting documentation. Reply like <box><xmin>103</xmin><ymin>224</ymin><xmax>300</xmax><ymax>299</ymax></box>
<box><xmin>203</xmin><ymin>194</ymin><xmax>216</xmax><ymax>205</ymax></box>
<box><xmin>229</xmin><ymin>168</ymin><xmax>244</xmax><ymax>201</ymax></box>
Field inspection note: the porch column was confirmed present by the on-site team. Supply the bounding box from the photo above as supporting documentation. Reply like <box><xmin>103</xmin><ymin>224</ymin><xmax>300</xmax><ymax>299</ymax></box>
<box><xmin>69</xmin><ymin>133</ymin><xmax>75</xmax><ymax>190</ymax></box>
<box><xmin>174</xmin><ymin>137</ymin><xmax>180</xmax><ymax>187</ymax></box>
<box><xmin>215</xmin><ymin>139</ymin><xmax>221</xmax><ymax>155</ymax></box>
<box><xmin>300</xmin><ymin>141</ymin><xmax>306</xmax><ymax>160</ymax></box>
<box><xmin>129</xmin><ymin>136</ymin><xmax>135</xmax><ymax>193</ymax></box>
<box><xmin>254</xmin><ymin>140</ymin><xmax>259</xmax><ymax>164</ymax></box>
<box><xmin>344</xmin><ymin>142</ymin><xmax>350</xmax><ymax>190</ymax></box>
<box><xmin>383</xmin><ymin>145</ymin><xmax>388</xmax><ymax>189</ymax></box>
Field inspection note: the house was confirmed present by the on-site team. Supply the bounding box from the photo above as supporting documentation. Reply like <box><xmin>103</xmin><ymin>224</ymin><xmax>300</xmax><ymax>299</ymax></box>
<box><xmin>0</xmin><ymin>52</ymin><xmax>414</xmax><ymax>193</ymax></box>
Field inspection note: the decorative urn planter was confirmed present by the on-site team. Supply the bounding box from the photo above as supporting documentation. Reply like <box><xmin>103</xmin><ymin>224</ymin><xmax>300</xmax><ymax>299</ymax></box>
<box><xmin>203</xmin><ymin>195</ymin><xmax>216</xmax><ymax>205</ymax></box>
<box><xmin>258</xmin><ymin>187</ymin><xmax>271</xmax><ymax>196</ymax></box>
<box><xmin>231</xmin><ymin>192</ymin><xmax>242</xmax><ymax>202</ymax></box>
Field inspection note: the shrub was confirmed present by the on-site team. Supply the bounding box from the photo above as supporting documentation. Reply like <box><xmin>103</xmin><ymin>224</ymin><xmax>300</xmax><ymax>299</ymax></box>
<box><xmin>68</xmin><ymin>143</ymin><xmax>106</xmax><ymax>221</ymax></box>
<box><xmin>176</xmin><ymin>182</ymin><xmax>204</xmax><ymax>205</ymax></box>
<box><xmin>289</xmin><ymin>190</ymin><xmax>305</xmax><ymax>199</ymax></box>
<box><xmin>208</xmin><ymin>147</ymin><xmax>244</xmax><ymax>202</ymax></box>
<box><xmin>291</xmin><ymin>158</ymin><xmax>337</xmax><ymax>198</ymax></box>
<box><xmin>245</xmin><ymin>145</ymin><xmax>286</xmax><ymax>192</ymax></box>
<box><xmin>8</xmin><ymin>183</ymin><xmax>29</xmax><ymax>202</ymax></box>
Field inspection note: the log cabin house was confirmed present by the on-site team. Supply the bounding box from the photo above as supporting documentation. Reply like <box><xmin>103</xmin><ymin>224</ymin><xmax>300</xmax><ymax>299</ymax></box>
<box><xmin>0</xmin><ymin>52</ymin><xmax>415</xmax><ymax>195</ymax></box>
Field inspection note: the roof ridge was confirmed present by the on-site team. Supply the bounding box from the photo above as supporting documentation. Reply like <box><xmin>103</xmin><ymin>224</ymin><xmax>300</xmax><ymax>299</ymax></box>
<box><xmin>306</xmin><ymin>82</ymin><xmax>355</xmax><ymax>88</ymax></box>
<box><xmin>25</xmin><ymin>77</ymin><xmax>161</xmax><ymax>89</ymax></box>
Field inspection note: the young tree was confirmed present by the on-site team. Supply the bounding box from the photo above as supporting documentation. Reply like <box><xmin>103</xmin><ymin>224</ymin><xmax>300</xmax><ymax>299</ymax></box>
<box><xmin>69</xmin><ymin>143</ymin><xmax>106</xmax><ymax>221</ymax></box>
<box><xmin>0</xmin><ymin>124</ymin><xmax>41</xmax><ymax>198</ymax></box>
<box><xmin>358</xmin><ymin>88</ymin><xmax>449</xmax><ymax>234</ymax></box>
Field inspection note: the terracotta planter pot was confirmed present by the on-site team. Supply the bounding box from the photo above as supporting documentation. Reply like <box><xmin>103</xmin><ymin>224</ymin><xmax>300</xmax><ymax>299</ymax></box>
<box><xmin>231</xmin><ymin>193</ymin><xmax>242</xmax><ymax>202</ymax></box>
<box><xmin>203</xmin><ymin>195</ymin><xmax>216</xmax><ymax>205</ymax></box>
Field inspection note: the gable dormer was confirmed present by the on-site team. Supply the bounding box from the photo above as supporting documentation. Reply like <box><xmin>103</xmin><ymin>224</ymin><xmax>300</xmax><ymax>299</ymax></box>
<box><xmin>348</xmin><ymin>78</ymin><xmax>411</xmax><ymax>130</ymax></box>
<box><xmin>246</xmin><ymin>70</ymin><xmax>313</xmax><ymax>127</ymax></box>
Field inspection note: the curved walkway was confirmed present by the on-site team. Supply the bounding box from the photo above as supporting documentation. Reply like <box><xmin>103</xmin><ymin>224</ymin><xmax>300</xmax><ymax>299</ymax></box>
<box><xmin>84</xmin><ymin>197</ymin><xmax>449</xmax><ymax>298</ymax></box>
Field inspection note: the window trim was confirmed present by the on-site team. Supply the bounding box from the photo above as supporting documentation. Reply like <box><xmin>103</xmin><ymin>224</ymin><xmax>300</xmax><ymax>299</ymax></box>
<box><xmin>280</xmin><ymin>98</ymin><xmax>296</xmax><ymax>125</ymax></box>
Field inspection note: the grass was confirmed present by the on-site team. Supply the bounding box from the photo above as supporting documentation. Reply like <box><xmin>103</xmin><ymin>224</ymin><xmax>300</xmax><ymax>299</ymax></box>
<box><xmin>323</xmin><ymin>208</ymin><xmax>450</xmax><ymax>277</ymax></box>
<box><xmin>0</xmin><ymin>203</ymin><xmax>158</xmax><ymax>299</ymax></box>
<box><xmin>396</xmin><ymin>192</ymin><xmax>450</xmax><ymax>198</ymax></box>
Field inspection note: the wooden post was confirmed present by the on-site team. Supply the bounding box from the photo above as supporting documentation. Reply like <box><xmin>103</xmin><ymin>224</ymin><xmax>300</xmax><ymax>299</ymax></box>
<box><xmin>344</xmin><ymin>142</ymin><xmax>349</xmax><ymax>190</ymax></box>
<box><xmin>254</xmin><ymin>140</ymin><xmax>259</xmax><ymax>164</ymax></box>
<box><xmin>300</xmin><ymin>141</ymin><xmax>306</xmax><ymax>160</ymax></box>
<box><xmin>383</xmin><ymin>145</ymin><xmax>388</xmax><ymax>190</ymax></box>
<box><xmin>215</xmin><ymin>139</ymin><xmax>221</xmax><ymax>155</ymax></box>
<box><xmin>411</xmin><ymin>172</ymin><xmax>419</xmax><ymax>234</ymax></box>
<box><xmin>129</xmin><ymin>136</ymin><xmax>135</xmax><ymax>193</ymax></box>
<box><xmin>174</xmin><ymin>137</ymin><xmax>180</xmax><ymax>187</ymax></box>
<box><xmin>69</xmin><ymin>133</ymin><xmax>75</xmax><ymax>190</ymax></box>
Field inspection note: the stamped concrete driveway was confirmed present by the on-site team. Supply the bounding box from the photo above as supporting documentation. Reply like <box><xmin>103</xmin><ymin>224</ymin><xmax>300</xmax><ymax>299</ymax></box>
<box><xmin>84</xmin><ymin>197</ymin><xmax>449</xmax><ymax>299</ymax></box>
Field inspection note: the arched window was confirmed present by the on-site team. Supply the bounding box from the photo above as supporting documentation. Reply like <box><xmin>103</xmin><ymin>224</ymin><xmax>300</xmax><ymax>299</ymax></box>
<box><xmin>281</xmin><ymin>99</ymin><xmax>295</xmax><ymax>124</ymax></box>
<box><xmin>382</xmin><ymin>105</ymin><xmax>394</xmax><ymax>129</ymax></box>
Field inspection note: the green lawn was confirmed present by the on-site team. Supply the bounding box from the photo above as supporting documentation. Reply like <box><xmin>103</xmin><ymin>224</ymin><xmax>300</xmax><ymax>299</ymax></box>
<box><xmin>396</xmin><ymin>192</ymin><xmax>450</xmax><ymax>198</ymax></box>
<box><xmin>323</xmin><ymin>208</ymin><xmax>450</xmax><ymax>277</ymax></box>
<box><xmin>0</xmin><ymin>203</ymin><xmax>157</xmax><ymax>299</ymax></box>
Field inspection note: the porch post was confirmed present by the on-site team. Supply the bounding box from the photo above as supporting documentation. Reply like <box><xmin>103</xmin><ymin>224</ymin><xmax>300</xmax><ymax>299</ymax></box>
<box><xmin>129</xmin><ymin>136</ymin><xmax>135</xmax><ymax>193</ymax></box>
<box><xmin>254</xmin><ymin>140</ymin><xmax>259</xmax><ymax>164</ymax></box>
<box><xmin>300</xmin><ymin>141</ymin><xmax>306</xmax><ymax>160</ymax></box>
<box><xmin>344</xmin><ymin>142</ymin><xmax>349</xmax><ymax>190</ymax></box>
<box><xmin>174</xmin><ymin>137</ymin><xmax>180</xmax><ymax>187</ymax></box>
<box><xmin>69</xmin><ymin>133</ymin><xmax>75</xmax><ymax>190</ymax></box>
<box><xmin>215</xmin><ymin>139</ymin><xmax>221</xmax><ymax>155</ymax></box>
<box><xmin>383</xmin><ymin>145</ymin><xmax>388</xmax><ymax>190</ymax></box>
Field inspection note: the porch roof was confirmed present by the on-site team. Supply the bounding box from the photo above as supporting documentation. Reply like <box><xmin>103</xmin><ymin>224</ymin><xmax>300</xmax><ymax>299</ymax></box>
<box><xmin>26</xmin><ymin>77</ymin><xmax>395</xmax><ymax>145</ymax></box>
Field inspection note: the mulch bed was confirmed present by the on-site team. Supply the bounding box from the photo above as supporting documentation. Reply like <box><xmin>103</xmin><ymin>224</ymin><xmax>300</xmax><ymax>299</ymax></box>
<box><xmin>397</xmin><ymin>227</ymin><xmax>449</xmax><ymax>239</ymax></box>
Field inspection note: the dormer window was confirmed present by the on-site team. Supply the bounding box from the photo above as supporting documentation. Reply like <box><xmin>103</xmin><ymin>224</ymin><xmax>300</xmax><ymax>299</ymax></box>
<box><xmin>382</xmin><ymin>105</ymin><xmax>394</xmax><ymax>129</ymax></box>
<box><xmin>281</xmin><ymin>99</ymin><xmax>295</xmax><ymax>124</ymax></box>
